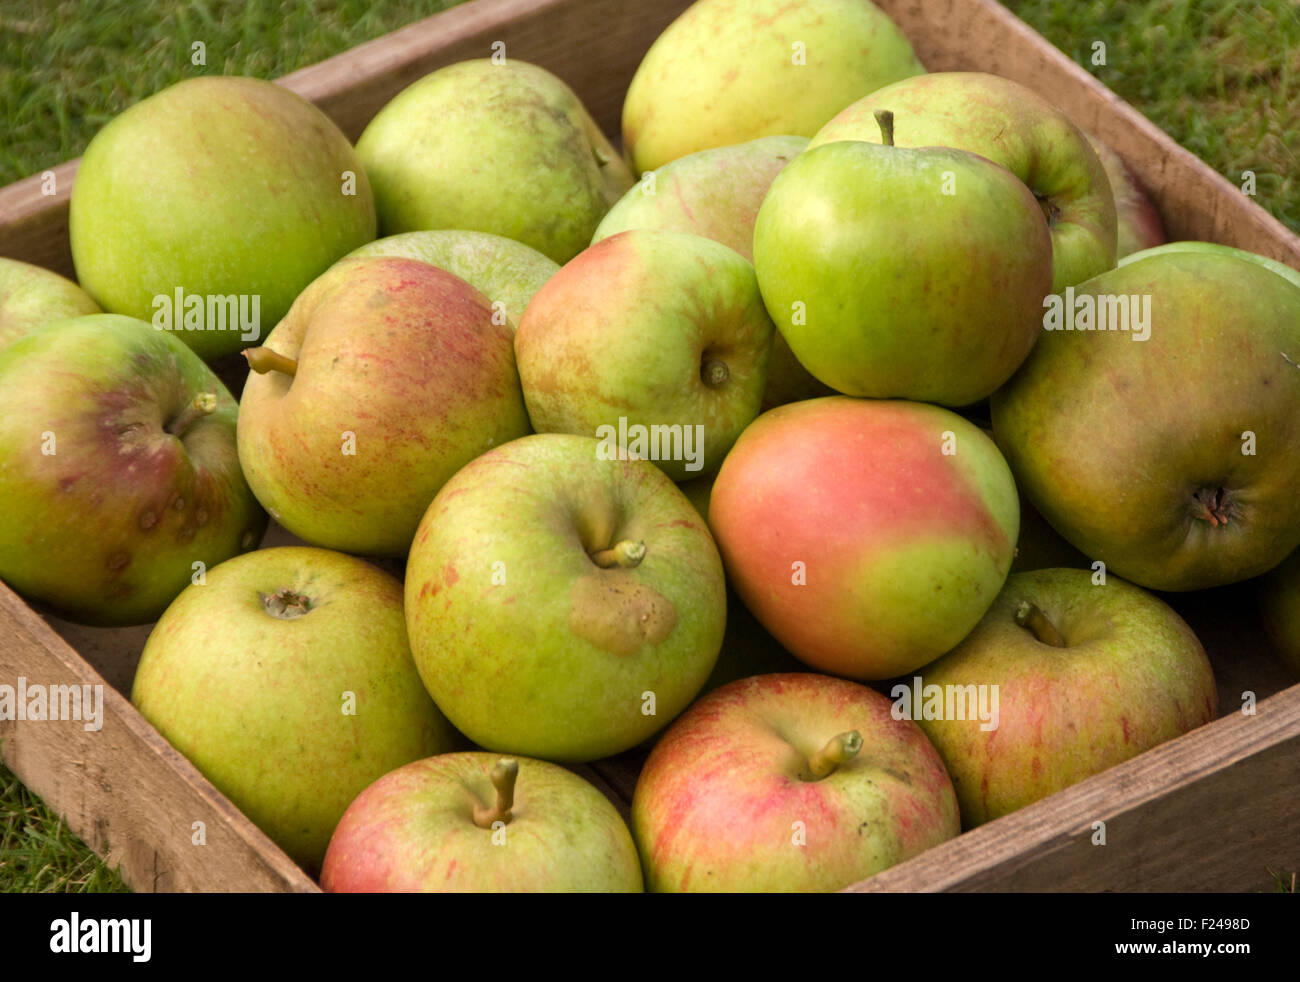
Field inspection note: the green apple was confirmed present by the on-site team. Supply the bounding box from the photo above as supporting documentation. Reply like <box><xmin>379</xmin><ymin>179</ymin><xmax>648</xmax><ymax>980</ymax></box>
<box><xmin>70</xmin><ymin>76</ymin><xmax>377</xmax><ymax>360</ymax></box>
<box><xmin>709</xmin><ymin>397</ymin><xmax>1019</xmax><ymax>680</ymax></box>
<box><xmin>632</xmin><ymin>673</ymin><xmax>960</xmax><ymax>892</ymax></box>
<box><xmin>0</xmin><ymin>258</ymin><xmax>100</xmax><ymax>353</ymax></box>
<box><xmin>992</xmin><ymin>252</ymin><xmax>1300</xmax><ymax>591</ymax></box>
<box><xmin>133</xmin><ymin>546</ymin><xmax>458</xmax><ymax>874</ymax></box>
<box><xmin>1085</xmin><ymin>133</ymin><xmax>1164</xmax><ymax>258</ymax></box>
<box><xmin>356</xmin><ymin>60</ymin><xmax>633</xmax><ymax>264</ymax></box>
<box><xmin>1120</xmin><ymin>240</ymin><xmax>1300</xmax><ymax>290</ymax></box>
<box><xmin>237</xmin><ymin>257</ymin><xmax>531</xmax><ymax>556</ymax></box>
<box><xmin>623</xmin><ymin>0</ymin><xmax>925</xmax><ymax>174</ymax></box>
<box><xmin>404</xmin><ymin>433</ymin><xmax>726</xmax><ymax>762</ymax></box>
<box><xmin>344</xmin><ymin>229</ymin><xmax>559</xmax><ymax>331</ymax></box>
<box><xmin>1259</xmin><ymin>549</ymin><xmax>1300</xmax><ymax>678</ymax></box>
<box><xmin>810</xmin><ymin>72</ymin><xmax>1118</xmax><ymax>291</ymax></box>
<box><xmin>515</xmin><ymin>229</ymin><xmax>774</xmax><ymax>480</ymax></box>
<box><xmin>913</xmin><ymin>568</ymin><xmax>1216</xmax><ymax>825</ymax></box>
<box><xmin>0</xmin><ymin>314</ymin><xmax>266</xmax><ymax>625</ymax></box>
<box><xmin>754</xmin><ymin>120</ymin><xmax>1053</xmax><ymax>405</ymax></box>
<box><xmin>321</xmin><ymin>754</ymin><xmax>643</xmax><ymax>892</ymax></box>
<box><xmin>591</xmin><ymin>136</ymin><xmax>829</xmax><ymax>409</ymax></box>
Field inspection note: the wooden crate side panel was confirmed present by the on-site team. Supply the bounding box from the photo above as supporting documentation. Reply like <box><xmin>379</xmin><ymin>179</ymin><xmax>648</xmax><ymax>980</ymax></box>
<box><xmin>0</xmin><ymin>583</ymin><xmax>318</xmax><ymax>893</ymax></box>
<box><xmin>848</xmin><ymin>683</ymin><xmax>1300</xmax><ymax>892</ymax></box>
<box><xmin>875</xmin><ymin>0</ymin><xmax>1300</xmax><ymax>266</ymax></box>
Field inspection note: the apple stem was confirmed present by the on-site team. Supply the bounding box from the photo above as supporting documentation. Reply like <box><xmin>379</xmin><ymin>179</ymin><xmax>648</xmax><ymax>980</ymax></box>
<box><xmin>590</xmin><ymin>539</ymin><xmax>647</xmax><ymax>569</ymax></box>
<box><xmin>805</xmin><ymin>730</ymin><xmax>863</xmax><ymax>780</ymax></box>
<box><xmin>873</xmin><ymin>109</ymin><xmax>895</xmax><ymax>147</ymax></box>
<box><xmin>164</xmin><ymin>392</ymin><xmax>218</xmax><ymax>436</ymax></box>
<box><xmin>1014</xmin><ymin>601</ymin><xmax>1067</xmax><ymax>647</ymax></box>
<box><xmin>472</xmin><ymin>758</ymin><xmax>519</xmax><ymax>829</ymax></box>
<box><xmin>243</xmin><ymin>346</ymin><xmax>298</xmax><ymax>377</ymax></box>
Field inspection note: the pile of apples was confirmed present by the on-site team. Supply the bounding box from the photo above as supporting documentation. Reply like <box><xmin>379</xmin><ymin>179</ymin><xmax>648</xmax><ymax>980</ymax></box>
<box><xmin>0</xmin><ymin>0</ymin><xmax>1297</xmax><ymax>893</ymax></box>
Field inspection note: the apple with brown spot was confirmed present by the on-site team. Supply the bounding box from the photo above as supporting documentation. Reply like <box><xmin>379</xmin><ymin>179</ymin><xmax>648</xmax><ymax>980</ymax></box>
<box><xmin>404</xmin><ymin>433</ymin><xmax>726</xmax><ymax>762</ymax></box>
<box><xmin>913</xmin><ymin>568</ymin><xmax>1216</xmax><ymax>826</ymax></box>
<box><xmin>0</xmin><ymin>314</ymin><xmax>265</xmax><ymax>625</ymax></box>
<box><xmin>322</xmin><ymin>754</ymin><xmax>644</xmax><ymax>892</ymax></box>
<box><xmin>237</xmin><ymin>256</ymin><xmax>531</xmax><ymax>556</ymax></box>
<box><xmin>709</xmin><ymin>397</ymin><xmax>1019</xmax><ymax>680</ymax></box>
<box><xmin>631</xmin><ymin>673</ymin><xmax>960</xmax><ymax>892</ymax></box>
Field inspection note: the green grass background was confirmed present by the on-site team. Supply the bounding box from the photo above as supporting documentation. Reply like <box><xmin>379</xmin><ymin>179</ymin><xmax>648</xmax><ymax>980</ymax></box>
<box><xmin>0</xmin><ymin>0</ymin><xmax>1295</xmax><ymax>892</ymax></box>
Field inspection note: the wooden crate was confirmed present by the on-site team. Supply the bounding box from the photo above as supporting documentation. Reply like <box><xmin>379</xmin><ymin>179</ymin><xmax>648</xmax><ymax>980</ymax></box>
<box><xmin>1</xmin><ymin>0</ymin><xmax>1297</xmax><ymax>893</ymax></box>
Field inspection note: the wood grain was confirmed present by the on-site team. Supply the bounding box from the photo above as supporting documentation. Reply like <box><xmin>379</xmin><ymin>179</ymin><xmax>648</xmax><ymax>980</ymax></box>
<box><xmin>0</xmin><ymin>581</ymin><xmax>319</xmax><ymax>893</ymax></box>
<box><xmin>849</xmin><ymin>684</ymin><xmax>1300</xmax><ymax>892</ymax></box>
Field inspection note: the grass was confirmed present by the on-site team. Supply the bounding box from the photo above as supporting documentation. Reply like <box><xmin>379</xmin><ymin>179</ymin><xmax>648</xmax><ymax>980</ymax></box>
<box><xmin>0</xmin><ymin>0</ymin><xmax>1295</xmax><ymax>892</ymax></box>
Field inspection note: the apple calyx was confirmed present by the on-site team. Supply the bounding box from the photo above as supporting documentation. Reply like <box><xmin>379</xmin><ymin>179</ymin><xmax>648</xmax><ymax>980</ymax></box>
<box><xmin>873</xmin><ymin>109</ymin><xmax>895</xmax><ymax>147</ymax></box>
<box><xmin>1014</xmin><ymin>601</ymin><xmax>1067</xmax><ymax>647</ymax></box>
<box><xmin>472</xmin><ymin>758</ymin><xmax>519</xmax><ymax>829</ymax></box>
<box><xmin>243</xmin><ymin>346</ymin><xmax>298</xmax><ymax>377</ymax></box>
<box><xmin>590</xmin><ymin>539</ymin><xmax>647</xmax><ymax>569</ymax></box>
<box><xmin>164</xmin><ymin>391</ymin><xmax>218</xmax><ymax>437</ymax></box>
<box><xmin>1190</xmin><ymin>485</ymin><xmax>1232</xmax><ymax>528</ymax></box>
<box><xmin>261</xmin><ymin>589</ymin><xmax>314</xmax><ymax>619</ymax></box>
<box><xmin>803</xmin><ymin>730</ymin><xmax>863</xmax><ymax>781</ymax></box>
<box><xmin>701</xmin><ymin>358</ymin><xmax>730</xmax><ymax>387</ymax></box>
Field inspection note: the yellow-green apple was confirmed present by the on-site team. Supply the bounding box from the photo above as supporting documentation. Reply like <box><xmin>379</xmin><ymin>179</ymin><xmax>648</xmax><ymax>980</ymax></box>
<box><xmin>70</xmin><ymin>76</ymin><xmax>376</xmax><ymax>360</ymax></box>
<box><xmin>321</xmin><ymin>754</ymin><xmax>643</xmax><ymax>892</ymax></box>
<box><xmin>591</xmin><ymin>136</ymin><xmax>830</xmax><ymax>409</ymax></box>
<box><xmin>912</xmin><ymin>568</ymin><xmax>1216</xmax><ymax>826</ymax></box>
<box><xmin>1120</xmin><ymin>240</ymin><xmax>1300</xmax><ymax>290</ymax></box>
<box><xmin>810</xmin><ymin>72</ymin><xmax>1118</xmax><ymax>291</ymax></box>
<box><xmin>631</xmin><ymin>673</ymin><xmax>960</xmax><ymax>892</ymax></box>
<box><xmin>133</xmin><ymin>546</ymin><xmax>458</xmax><ymax>874</ymax></box>
<box><xmin>0</xmin><ymin>314</ymin><xmax>266</xmax><ymax>625</ymax></box>
<box><xmin>992</xmin><ymin>252</ymin><xmax>1300</xmax><ymax>591</ymax></box>
<box><xmin>709</xmin><ymin>397</ymin><xmax>1019</xmax><ymax>680</ymax></box>
<box><xmin>515</xmin><ymin>229</ymin><xmax>774</xmax><ymax>480</ymax></box>
<box><xmin>0</xmin><ymin>258</ymin><xmax>100</xmax><ymax>353</ymax></box>
<box><xmin>237</xmin><ymin>257</ymin><xmax>531</xmax><ymax>556</ymax></box>
<box><xmin>622</xmin><ymin>0</ymin><xmax>925</xmax><ymax>174</ymax></box>
<box><xmin>344</xmin><ymin>229</ymin><xmax>559</xmax><ymax>331</ymax></box>
<box><xmin>1260</xmin><ymin>550</ymin><xmax>1300</xmax><ymax>678</ymax></box>
<box><xmin>356</xmin><ymin>60</ymin><xmax>632</xmax><ymax>264</ymax></box>
<box><xmin>404</xmin><ymin>433</ymin><xmax>726</xmax><ymax>762</ymax></box>
<box><xmin>1085</xmin><ymin>133</ymin><xmax>1164</xmax><ymax>258</ymax></box>
<box><xmin>753</xmin><ymin>119</ymin><xmax>1052</xmax><ymax>405</ymax></box>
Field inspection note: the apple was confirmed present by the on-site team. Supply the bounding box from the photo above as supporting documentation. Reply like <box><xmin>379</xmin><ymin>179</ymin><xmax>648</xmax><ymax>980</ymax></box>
<box><xmin>343</xmin><ymin>229</ymin><xmax>559</xmax><ymax>331</ymax></box>
<box><xmin>1259</xmin><ymin>549</ymin><xmax>1300</xmax><ymax>678</ymax></box>
<box><xmin>132</xmin><ymin>546</ymin><xmax>458</xmax><ymax>874</ymax></box>
<box><xmin>631</xmin><ymin>673</ymin><xmax>961</xmax><ymax>892</ymax></box>
<box><xmin>0</xmin><ymin>258</ymin><xmax>100</xmax><ymax>353</ymax></box>
<box><xmin>913</xmin><ymin>568</ymin><xmax>1216</xmax><ymax>826</ymax></box>
<box><xmin>709</xmin><ymin>397</ymin><xmax>1019</xmax><ymax>680</ymax></box>
<box><xmin>356</xmin><ymin>60</ymin><xmax>633</xmax><ymax>264</ymax></box>
<box><xmin>515</xmin><ymin>229</ymin><xmax>774</xmax><ymax>480</ymax></box>
<box><xmin>321</xmin><ymin>754</ymin><xmax>643</xmax><ymax>892</ymax></box>
<box><xmin>1084</xmin><ymin>132</ymin><xmax>1165</xmax><ymax>258</ymax></box>
<box><xmin>237</xmin><ymin>256</ymin><xmax>531</xmax><ymax>556</ymax></box>
<box><xmin>622</xmin><ymin>0</ymin><xmax>925</xmax><ymax>174</ymax></box>
<box><xmin>70</xmin><ymin>76</ymin><xmax>377</xmax><ymax>360</ymax></box>
<box><xmin>992</xmin><ymin>252</ymin><xmax>1300</xmax><ymax>591</ymax></box>
<box><xmin>590</xmin><ymin>135</ymin><xmax>829</xmax><ymax>409</ymax></box>
<box><xmin>753</xmin><ymin>116</ymin><xmax>1053</xmax><ymax>405</ymax></box>
<box><xmin>810</xmin><ymin>72</ymin><xmax>1118</xmax><ymax>291</ymax></box>
<box><xmin>0</xmin><ymin>314</ymin><xmax>266</xmax><ymax>625</ymax></box>
<box><xmin>404</xmin><ymin>433</ymin><xmax>726</xmax><ymax>762</ymax></box>
<box><xmin>1120</xmin><ymin>240</ymin><xmax>1300</xmax><ymax>291</ymax></box>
